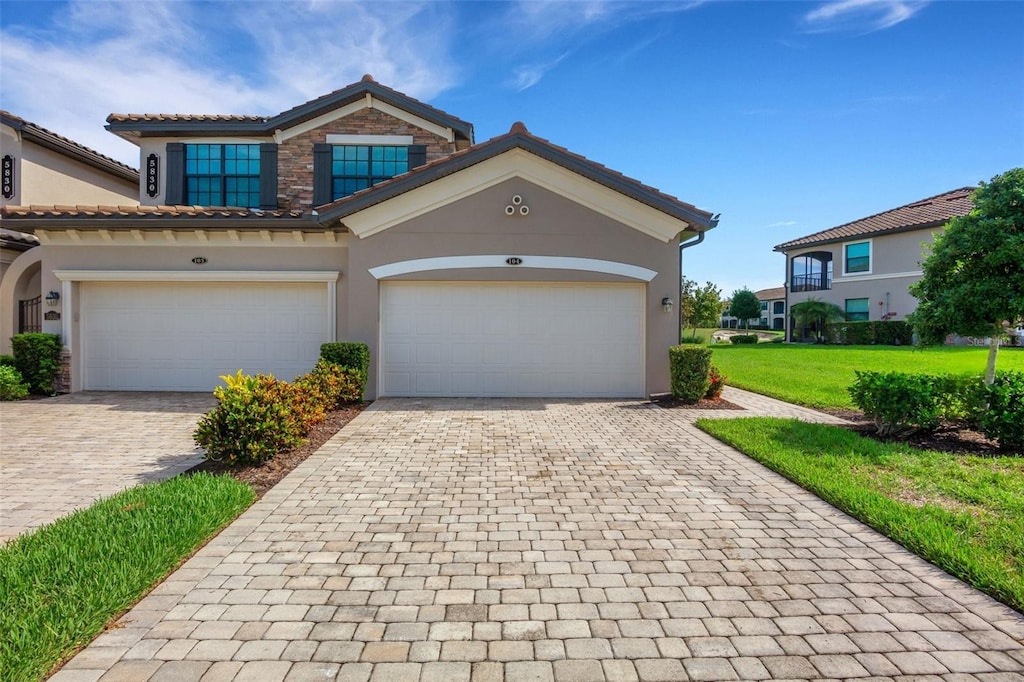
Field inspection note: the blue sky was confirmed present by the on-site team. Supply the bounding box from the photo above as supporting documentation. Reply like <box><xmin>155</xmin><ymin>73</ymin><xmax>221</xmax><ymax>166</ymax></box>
<box><xmin>2</xmin><ymin>0</ymin><xmax>1022</xmax><ymax>294</ymax></box>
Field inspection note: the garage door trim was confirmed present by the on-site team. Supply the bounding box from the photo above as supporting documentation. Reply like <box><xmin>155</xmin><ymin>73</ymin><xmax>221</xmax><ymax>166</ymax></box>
<box><xmin>369</xmin><ymin>255</ymin><xmax>657</xmax><ymax>282</ymax></box>
<box><xmin>55</xmin><ymin>270</ymin><xmax>338</xmax><ymax>380</ymax></box>
<box><xmin>378</xmin><ymin>281</ymin><xmax>646</xmax><ymax>398</ymax></box>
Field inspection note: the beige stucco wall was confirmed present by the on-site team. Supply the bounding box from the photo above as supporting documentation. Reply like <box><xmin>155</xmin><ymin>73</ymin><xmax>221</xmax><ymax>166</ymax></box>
<box><xmin>39</xmin><ymin>241</ymin><xmax>348</xmax><ymax>390</ymax></box>
<box><xmin>786</xmin><ymin>227</ymin><xmax>942</xmax><ymax>323</ymax></box>
<box><xmin>345</xmin><ymin>177</ymin><xmax>684</xmax><ymax>398</ymax></box>
<box><xmin>0</xmin><ymin>129</ymin><xmax>138</xmax><ymax>207</ymax></box>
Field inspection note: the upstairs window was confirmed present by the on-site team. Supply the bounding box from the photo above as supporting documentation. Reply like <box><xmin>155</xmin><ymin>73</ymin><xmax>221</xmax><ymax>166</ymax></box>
<box><xmin>773</xmin><ymin>301</ymin><xmax>785</xmax><ymax>315</ymax></box>
<box><xmin>759</xmin><ymin>301</ymin><xmax>768</xmax><ymax>311</ymax></box>
<box><xmin>185</xmin><ymin>144</ymin><xmax>260</xmax><ymax>208</ymax></box>
<box><xmin>845</xmin><ymin>298</ymin><xmax>870</xmax><ymax>322</ymax></box>
<box><xmin>331</xmin><ymin>145</ymin><xmax>408</xmax><ymax>200</ymax></box>
<box><xmin>845</xmin><ymin>241</ymin><xmax>871</xmax><ymax>274</ymax></box>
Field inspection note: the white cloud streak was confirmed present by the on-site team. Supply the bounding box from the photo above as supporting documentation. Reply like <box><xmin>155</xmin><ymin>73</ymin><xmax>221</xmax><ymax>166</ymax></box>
<box><xmin>803</xmin><ymin>0</ymin><xmax>930</xmax><ymax>33</ymax></box>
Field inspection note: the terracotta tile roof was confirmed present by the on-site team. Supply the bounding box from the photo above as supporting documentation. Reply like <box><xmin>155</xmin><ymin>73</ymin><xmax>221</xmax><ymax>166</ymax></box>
<box><xmin>273</xmin><ymin>75</ymin><xmax>473</xmax><ymax>136</ymax></box>
<box><xmin>106</xmin><ymin>113</ymin><xmax>266</xmax><ymax>124</ymax></box>
<box><xmin>0</xmin><ymin>227</ymin><xmax>40</xmax><ymax>248</ymax></box>
<box><xmin>775</xmin><ymin>187</ymin><xmax>975</xmax><ymax>251</ymax></box>
<box><xmin>1</xmin><ymin>110</ymin><xmax>139</xmax><ymax>182</ymax></box>
<box><xmin>316</xmin><ymin>122</ymin><xmax>717</xmax><ymax>230</ymax></box>
<box><xmin>1</xmin><ymin>205</ymin><xmax>305</xmax><ymax>220</ymax></box>
<box><xmin>755</xmin><ymin>287</ymin><xmax>786</xmax><ymax>301</ymax></box>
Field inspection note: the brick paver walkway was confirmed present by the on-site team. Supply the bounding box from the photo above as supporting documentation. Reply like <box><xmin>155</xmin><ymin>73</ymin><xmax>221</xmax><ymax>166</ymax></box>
<box><xmin>53</xmin><ymin>397</ymin><xmax>1023</xmax><ymax>681</ymax></box>
<box><xmin>0</xmin><ymin>392</ymin><xmax>213</xmax><ymax>541</ymax></box>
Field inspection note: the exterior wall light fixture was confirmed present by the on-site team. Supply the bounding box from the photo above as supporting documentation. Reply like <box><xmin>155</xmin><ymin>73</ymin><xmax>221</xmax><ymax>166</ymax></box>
<box><xmin>45</xmin><ymin>291</ymin><xmax>61</xmax><ymax>307</ymax></box>
<box><xmin>661</xmin><ymin>297</ymin><xmax>673</xmax><ymax>313</ymax></box>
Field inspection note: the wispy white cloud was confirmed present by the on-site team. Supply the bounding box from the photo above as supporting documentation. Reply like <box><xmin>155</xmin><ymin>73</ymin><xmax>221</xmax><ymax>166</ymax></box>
<box><xmin>492</xmin><ymin>1</ymin><xmax>709</xmax><ymax>89</ymax></box>
<box><xmin>767</xmin><ymin>220</ymin><xmax>798</xmax><ymax>228</ymax></box>
<box><xmin>802</xmin><ymin>0</ymin><xmax>929</xmax><ymax>33</ymax></box>
<box><xmin>0</xmin><ymin>1</ymin><xmax>458</xmax><ymax>166</ymax></box>
<box><xmin>509</xmin><ymin>53</ymin><xmax>570</xmax><ymax>91</ymax></box>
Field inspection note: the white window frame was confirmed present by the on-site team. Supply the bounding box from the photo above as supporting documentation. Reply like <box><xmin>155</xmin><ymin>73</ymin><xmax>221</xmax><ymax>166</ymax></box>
<box><xmin>842</xmin><ymin>238</ymin><xmax>873</xmax><ymax>276</ymax></box>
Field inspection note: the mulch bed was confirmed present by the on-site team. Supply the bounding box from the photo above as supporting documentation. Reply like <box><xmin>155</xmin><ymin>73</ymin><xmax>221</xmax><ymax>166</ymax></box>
<box><xmin>654</xmin><ymin>397</ymin><xmax>745</xmax><ymax>410</ymax></box>
<box><xmin>815</xmin><ymin>407</ymin><xmax>1010</xmax><ymax>457</ymax></box>
<box><xmin>185</xmin><ymin>403</ymin><xmax>366</xmax><ymax>497</ymax></box>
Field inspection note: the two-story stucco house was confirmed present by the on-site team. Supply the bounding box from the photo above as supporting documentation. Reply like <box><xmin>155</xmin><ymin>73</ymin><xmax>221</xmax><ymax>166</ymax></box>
<box><xmin>774</xmin><ymin>187</ymin><xmax>974</xmax><ymax>341</ymax></box>
<box><xmin>0</xmin><ymin>76</ymin><xmax>717</xmax><ymax>398</ymax></box>
<box><xmin>1</xmin><ymin>111</ymin><xmax>139</xmax><ymax>338</ymax></box>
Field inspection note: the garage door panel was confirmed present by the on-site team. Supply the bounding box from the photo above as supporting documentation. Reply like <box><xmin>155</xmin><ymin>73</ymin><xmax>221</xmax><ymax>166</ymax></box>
<box><xmin>83</xmin><ymin>282</ymin><xmax>328</xmax><ymax>391</ymax></box>
<box><xmin>380</xmin><ymin>282</ymin><xmax>644</xmax><ymax>398</ymax></box>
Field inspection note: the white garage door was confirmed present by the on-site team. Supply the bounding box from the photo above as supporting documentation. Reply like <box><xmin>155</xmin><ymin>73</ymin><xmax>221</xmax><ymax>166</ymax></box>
<box><xmin>380</xmin><ymin>282</ymin><xmax>645</xmax><ymax>397</ymax></box>
<box><xmin>82</xmin><ymin>282</ymin><xmax>328</xmax><ymax>391</ymax></box>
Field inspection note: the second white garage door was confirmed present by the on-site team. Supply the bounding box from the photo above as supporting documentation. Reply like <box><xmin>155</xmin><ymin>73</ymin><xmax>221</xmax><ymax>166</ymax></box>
<box><xmin>380</xmin><ymin>282</ymin><xmax>645</xmax><ymax>397</ymax></box>
<box><xmin>82</xmin><ymin>281</ymin><xmax>329</xmax><ymax>391</ymax></box>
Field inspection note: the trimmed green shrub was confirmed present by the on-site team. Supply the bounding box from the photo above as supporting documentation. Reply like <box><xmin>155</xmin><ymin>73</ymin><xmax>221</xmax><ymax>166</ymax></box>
<box><xmin>934</xmin><ymin>374</ymin><xmax>988</xmax><ymax>428</ymax></box>
<box><xmin>849</xmin><ymin>371</ymin><xmax>943</xmax><ymax>437</ymax></box>
<box><xmin>770</xmin><ymin>336</ymin><xmax>784</xmax><ymax>344</ymax></box>
<box><xmin>194</xmin><ymin>370</ymin><xmax>306</xmax><ymax>465</ymax></box>
<box><xmin>826</xmin><ymin>321</ymin><xmax>913</xmax><ymax>345</ymax></box>
<box><xmin>0</xmin><ymin>354</ymin><xmax>16</xmax><ymax>367</ymax></box>
<box><xmin>669</xmin><ymin>345</ymin><xmax>712</xmax><ymax>403</ymax></box>
<box><xmin>295</xmin><ymin>360</ymin><xmax>364</xmax><ymax>410</ymax></box>
<box><xmin>0</xmin><ymin>365</ymin><xmax>29</xmax><ymax>401</ymax></box>
<box><xmin>729</xmin><ymin>334</ymin><xmax>759</xmax><ymax>344</ymax></box>
<box><xmin>11</xmin><ymin>333</ymin><xmax>62</xmax><ymax>395</ymax></box>
<box><xmin>981</xmin><ymin>371</ymin><xmax>1024</xmax><ymax>451</ymax></box>
<box><xmin>320</xmin><ymin>342</ymin><xmax>369</xmax><ymax>375</ymax></box>
<box><xmin>705</xmin><ymin>365</ymin><xmax>726</xmax><ymax>400</ymax></box>
<box><xmin>320</xmin><ymin>342</ymin><xmax>369</xmax><ymax>398</ymax></box>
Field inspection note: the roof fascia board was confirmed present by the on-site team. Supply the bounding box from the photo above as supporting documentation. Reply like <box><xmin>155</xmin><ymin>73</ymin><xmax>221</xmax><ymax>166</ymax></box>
<box><xmin>338</xmin><ymin>148</ymin><xmax>691</xmax><ymax>242</ymax></box>
<box><xmin>774</xmin><ymin>219</ymin><xmax>950</xmax><ymax>252</ymax></box>
<box><xmin>267</xmin><ymin>82</ymin><xmax>472</xmax><ymax>140</ymax></box>
<box><xmin>273</xmin><ymin>100</ymin><xmax>367</xmax><ymax>142</ymax></box>
<box><xmin>318</xmin><ymin>135</ymin><xmax>715</xmax><ymax>229</ymax></box>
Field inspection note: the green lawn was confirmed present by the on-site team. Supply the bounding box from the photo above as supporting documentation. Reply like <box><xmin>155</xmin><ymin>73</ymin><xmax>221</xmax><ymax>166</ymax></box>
<box><xmin>697</xmin><ymin>417</ymin><xmax>1024</xmax><ymax>613</ymax></box>
<box><xmin>0</xmin><ymin>473</ymin><xmax>255</xmax><ymax>682</ymax></box>
<box><xmin>710</xmin><ymin>344</ymin><xmax>1024</xmax><ymax>409</ymax></box>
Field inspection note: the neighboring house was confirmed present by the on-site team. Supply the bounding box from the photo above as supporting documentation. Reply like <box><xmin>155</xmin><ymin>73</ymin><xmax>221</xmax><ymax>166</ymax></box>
<box><xmin>719</xmin><ymin>287</ymin><xmax>786</xmax><ymax>330</ymax></box>
<box><xmin>774</xmin><ymin>187</ymin><xmax>974</xmax><ymax>341</ymax></box>
<box><xmin>0</xmin><ymin>76</ymin><xmax>717</xmax><ymax>398</ymax></box>
<box><xmin>1</xmin><ymin>111</ymin><xmax>140</xmax><ymax>340</ymax></box>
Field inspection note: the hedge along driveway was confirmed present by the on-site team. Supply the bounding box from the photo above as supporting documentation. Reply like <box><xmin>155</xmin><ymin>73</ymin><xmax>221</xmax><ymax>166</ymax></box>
<box><xmin>710</xmin><ymin>344</ymin><xmax>1024</xmax><ymax>410</ymax></box>
<box><xmin>0</xmin><ymin>392</ymin><xmax>214</xmax><ymax>541</ymax></box>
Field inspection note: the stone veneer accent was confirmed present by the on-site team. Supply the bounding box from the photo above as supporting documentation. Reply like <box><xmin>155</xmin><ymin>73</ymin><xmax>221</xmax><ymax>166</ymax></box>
<box><xmin>276</xmin><ymin>108</ymin><xmax>454</xmax><ymax>210</ymax></box>
<box><xmin>55</xmin><ymin>347</ymin><xmax>71</xmax><ymax>393</ymax></box>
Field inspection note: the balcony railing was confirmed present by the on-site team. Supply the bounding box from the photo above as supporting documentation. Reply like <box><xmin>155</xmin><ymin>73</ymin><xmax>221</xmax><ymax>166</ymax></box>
<box><xmin>790</xmin><ymin>274</ymin><xmax>832</xmax><ymax>292</ymax></box>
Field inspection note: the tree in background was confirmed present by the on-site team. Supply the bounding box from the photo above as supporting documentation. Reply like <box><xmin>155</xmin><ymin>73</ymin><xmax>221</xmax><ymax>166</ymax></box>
<box><xmin>791</xmin><ymin>298</ymin><xmax>845</xmax><ymax>342</ymax></box>
<box><xmin>909</xmin><ymin>168</ymin><xmax>1024</xmax><ymax>384</ymax></box>
<box><xmin>680</xmin><ymin>279</ymin><xmax>722</xmax><ymax>341</ymax></box>
<box><xmin>728</xmin><ymin>288</ymin><xmax>761</xmax><ymax>330</ymax></box>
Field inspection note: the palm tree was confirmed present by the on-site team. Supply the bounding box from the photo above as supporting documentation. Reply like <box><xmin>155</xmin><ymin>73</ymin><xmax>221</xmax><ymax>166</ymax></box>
<box><xmin>791</xmin><ymin>298</ymin><xmax>845</xmax><ymax>342</ymax></box>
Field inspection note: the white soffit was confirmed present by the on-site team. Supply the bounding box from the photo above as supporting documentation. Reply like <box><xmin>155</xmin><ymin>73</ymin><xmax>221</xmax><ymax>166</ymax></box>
<box><xmin>342</xmin><ymin>149</ymin><xmax>690</xmax><ymax>242</ymax></box>
<box><xmin>369</xmin><ymin>255</ymin><xmax>657</xmax><ymax>282</ymax></box>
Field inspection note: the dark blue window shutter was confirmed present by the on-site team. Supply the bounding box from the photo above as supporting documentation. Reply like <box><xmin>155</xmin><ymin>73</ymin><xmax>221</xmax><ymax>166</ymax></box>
<box><xmin>408</xmin><ymin>144</ymin><xmax>427</xmax><ymax>169</ymax></box>
<box><xmin>313</xmin><ymin>143</ymin><xmax>332</xmax><ymax>206</ymax></box>
<box><xmin>259</xmin><ymin>143</ymin><xmax>278</xmax><ymax>209</ymax></box>
<box><xmin>165</xmin><ymin>143</ymin><xmax>185</xmax><ymax>204</ymax></box>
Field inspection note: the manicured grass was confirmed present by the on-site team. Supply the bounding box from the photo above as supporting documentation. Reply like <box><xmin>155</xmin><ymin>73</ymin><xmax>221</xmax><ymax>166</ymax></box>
<box><xmin>711</xmin><ymin>344</ymin><xmax>1024</xmax><ymax>409</ymax></box>
<box><xmin>696</xmin><ymin>417</ymin><xmax>1024</xmax><ymax>612</ymax></box>
<box><xmin>0</xmin><ymin>473</ymin><xmax>255</xmax><ymax>682</ymax></box>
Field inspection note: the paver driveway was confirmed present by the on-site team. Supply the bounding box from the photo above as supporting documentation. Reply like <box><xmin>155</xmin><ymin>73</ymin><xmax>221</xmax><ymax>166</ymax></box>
<box><xmin>56</xmin><ymin>396</ymin><xmax>1024</xmax><ymax>681</ymax></box>
<box><xmin>0</xmin><ymin>392</ymin><xmax>213</xmax><ymax>542</ymax></box>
